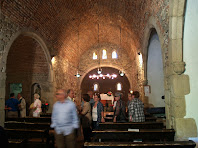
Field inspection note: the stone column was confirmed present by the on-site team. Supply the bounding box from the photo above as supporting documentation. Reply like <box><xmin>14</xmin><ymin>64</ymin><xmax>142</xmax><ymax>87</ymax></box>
<box><xmin>168</xmin><ymin>0</ymin><xmax>197</xmax><ymax>140</ymax></box>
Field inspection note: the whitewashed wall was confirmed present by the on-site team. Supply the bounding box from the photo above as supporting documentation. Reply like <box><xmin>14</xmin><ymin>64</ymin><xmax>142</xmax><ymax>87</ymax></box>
<box><xmin>147</xmin><ymin>32</ymin><xmax>165</xmax><ymax>107</ymax></box>
<box><xmin>183</xmin><ymin>0</ymin><xmax>198</xmax><ymax>143</ymax></box>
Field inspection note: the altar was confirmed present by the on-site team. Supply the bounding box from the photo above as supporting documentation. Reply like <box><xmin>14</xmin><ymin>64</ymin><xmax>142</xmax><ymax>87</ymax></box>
<box><xmin>100</xmin><ymin>93</ymin><xmax>114</xmax><ymax>104</ymax></box>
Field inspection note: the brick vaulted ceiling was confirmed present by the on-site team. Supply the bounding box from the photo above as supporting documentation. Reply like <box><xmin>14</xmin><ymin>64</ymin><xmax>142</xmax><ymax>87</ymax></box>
<box><xmin>1</xmin><ymin>0</ymin><xmax>169</xmax><ymax>65</ymax></box>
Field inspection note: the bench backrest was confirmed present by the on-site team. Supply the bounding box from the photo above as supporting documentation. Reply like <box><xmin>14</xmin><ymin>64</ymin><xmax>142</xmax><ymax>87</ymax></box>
<box><xmin>99</xmin><ymin>122</ymin><xmax>164</xmax><ymax>130</ymax></box>
<box><xmin>92</xmin><ymin>129</ymin><xmax>175</xmax><ymax>142</ymax></box>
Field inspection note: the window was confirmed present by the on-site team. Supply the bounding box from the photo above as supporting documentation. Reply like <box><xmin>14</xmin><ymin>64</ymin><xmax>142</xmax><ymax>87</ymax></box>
<box><xmin>116</xmin><ymin>83</ymin><xmax>122</xmax><ymax>91</ymax></box>
<box><xmin>102</xmin><ymin>49</ymin><xmax>107</xmax><ymax>59</ymax></box>
<box><xmin>112</xmin><ymin>50</ymin><xmax>118</xmax><ymax>59</ymax></box>
<box><xmin>93</xmin><ymin>83</ymin><xmax>99</xmax><ymax>92</ymax></box>
<box><xmin>93</xmin><ymin>52</ymin><xmax>97</xmax><ymax>60</ymax></box>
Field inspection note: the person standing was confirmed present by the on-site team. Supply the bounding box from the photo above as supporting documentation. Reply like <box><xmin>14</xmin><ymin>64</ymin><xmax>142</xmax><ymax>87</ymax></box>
<box><xmin>51</xmin><ymin>89</ymin><xmax>79</xmax><ymax>148</ymax></box>
<box><xmin>80</xmin><ymin>94</ymin><xmax>92</xmax><ymax>142</ymax></box>
<box><xmin>30</xmin><ymin>93</ymin><xmax>42</xmax><ymax>117</ymax></box>
<box><xmin>126</xmin><ymin>93</ymin><xmax>133</xmax><ymax>115</ymax></box>
<box><xmin>81</xmin><ymin>90</ymin><xmax>95</xmax><ymax>109</ymax></box>
<box><xmin>113</xmin><ymin>92</ymin><xmax>127</xmax><ymax>122</ymax></box>
<box><xmin>128</xmin><ymin>91</ymin><xmax>145</xmax><ymax>122</ymax></box>
<box><xmin>92</xmin><ymin>93</ymin><xmax>105</xmax><ymax>130</ymax></box>
<box><xmin>67</xmin><ymin>89</ymin><xmax>75</xmax><ymax>101</ymax></box>
<box><xmin>87</xmin><ymin>91</ymin><xmax>94</xmax><ymax>106</ymax></box>
<box><xmin>17</xmin><ymin>93</ymin><xmax>26</xmax><ymax>117</ymax></box>
<box><xmin>5</xmin><ymin>93</ymin><xmax>20</xmax><ymax>118</ymax></box>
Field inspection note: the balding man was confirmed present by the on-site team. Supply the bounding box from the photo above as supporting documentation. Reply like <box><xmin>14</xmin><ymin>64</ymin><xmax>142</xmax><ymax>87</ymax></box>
<box><xmin>51</xmin><ymin>89</ymin><xmax>79</xmax><ymax>148</ymax></box>
<box><xmin>67</xmin><ymin>89</ymin><xmax>75</xmax><ymax>101</ymax></box>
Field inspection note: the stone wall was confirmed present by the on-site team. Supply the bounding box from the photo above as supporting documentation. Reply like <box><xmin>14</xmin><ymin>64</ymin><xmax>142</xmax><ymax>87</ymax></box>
<box><xmin>78</xmin><ymin>43</ymin><xmax>135</xmax><ymax>89</ymax></box>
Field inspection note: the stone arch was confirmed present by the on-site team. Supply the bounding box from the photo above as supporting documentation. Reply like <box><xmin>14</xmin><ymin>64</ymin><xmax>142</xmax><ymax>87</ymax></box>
<box><xmin>0</xmin><ymin>29</ymin><xmax>55</xmax><ymax>126</ymax></box>
<box><xmin>80</xmin><ymin>66</ymin><xmax>131</xmax><ymax>103</ymax></box>
<box><xmin>79</xmin><ymin>65</ymin><xmax>132</xmax><ymax>89</ymax></box>
<box><xmin>2</xmin><ymin>29</ymin><xmax>54</xmax><ymax>83</ymax></box>
<box><xmin>142</xmin><ymin>16</ymin><xmax>165</xmax><ymax>82</ymax></box>
<box><xmin>140</xmin><ymin>0</ymin><xmax>197</xmax><ymax>140</ymax></box>
<box><xmin>78</xmin><ymin>43</ymin><xmax>134</xmax><ymax>90</ymax></box>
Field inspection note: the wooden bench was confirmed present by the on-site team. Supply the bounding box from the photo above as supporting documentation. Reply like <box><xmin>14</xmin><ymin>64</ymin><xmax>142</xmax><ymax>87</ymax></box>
<box><xmin>8</xmin><ymin>139</ymin><xmax>26</xmax><ymax>148</ymax></box>
<box><xmin>40</xmin><ymin>113</ymin><xmax>52</xmax><ymax>117</ymax></box>
<box><xmin>6</xmin><ymin>117</ymin><xmax>51</xmax><ymax>123</ymax></box>
<box><xmin>5</xmin><ymin>121</ymin><xmax>52</xmax><ymax>130</ymax></box>
<box><xmin>99</xmin><ymin>122</ymin><xmax>164</xmax><ymax>130</ymax></box>
<box><xmin>84</xmin><ymin>141</ymin><xmax>196</xmax><ymax>148</ymax></box>
<box><xmin>5</xmin><ymin>128</ymin><xmax>50</xmax><ymax>143</ymax></box>
<box><xmin>92</xmin><ymin>129</ymin><xmax>175</xmax><ymax>142</ymax></box>
<box><xmin>104</xmin><ymin>116</ymin><xmax>157</xmax><ymax>122</ymax></box>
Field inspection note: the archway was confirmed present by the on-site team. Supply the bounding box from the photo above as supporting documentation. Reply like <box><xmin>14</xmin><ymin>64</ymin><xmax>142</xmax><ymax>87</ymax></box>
<box><xmin>81</xmin><ymin>67</ymin><xmax>131</xmax><ymax>103</ymax></box>
<box><xmin>5</xmin><ymin>34</ymin><xmax>50</xmax><ymax>115</ymax></box>
<box><xmin>147</xmin><ymin>30</ymin><xmax>165</xmax><ymax>107</ymax></box>
<box><xmin>4</xmin><ymin>32</ymin><xmax>55</xmax><ymax>118</ymax></box>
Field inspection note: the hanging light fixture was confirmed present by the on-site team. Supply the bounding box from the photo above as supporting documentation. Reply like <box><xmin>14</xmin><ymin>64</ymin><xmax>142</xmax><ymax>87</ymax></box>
<box><xmin>97</xmin><ymin>67</ymin><xmax>102</xmax><ymax>74</ymax></box>
<box><xmin>97</xmin><ymin>23</ymin><xmax>103</xmax><ymax>75</ymax></box>
<box><xmin>89</xmin><ymin>73</ymin><xmax>117</xmax><ymax>79</ymax></box>
<box><xmin>75</xmin><ymin>71</ymin><xmax>81</xmax><ymax>78</ymax></box>
<box><xmin>118</xmin><ymin>25</ymin><xmax>125</xmax><ymax>77</ymax></box>
<box><xmin>75</xmin><ymin>26</ymin><xmax>81</xmax><ymax>78</ymax></box>
<box><xmin>119</xmin><ymin>70</ymin><xmax>125</xmax><ymax>77</ymax></box>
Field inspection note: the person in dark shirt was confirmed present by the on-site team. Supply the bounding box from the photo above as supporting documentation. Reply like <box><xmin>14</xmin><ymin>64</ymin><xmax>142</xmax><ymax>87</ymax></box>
<box><xmin>128</xmin><ymin>91</ymin><xmax>145</xmax><ymax>122</ymax></box>
<box><xmin>113</xmin><ymin>92</ymin><xmax>127</xmax><ymax>122</ymax></box>
<box><xmin>5</xmin><ymin>93</ymin><xmax>20</xmax><ymax>118</ymax></box>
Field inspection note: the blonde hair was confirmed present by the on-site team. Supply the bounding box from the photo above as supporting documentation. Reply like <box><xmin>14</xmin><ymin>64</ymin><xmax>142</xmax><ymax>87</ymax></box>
<box><xmin>34</xmin><ymin>93</ymin><xmax>40</xmax><ymax>99</ymax></box>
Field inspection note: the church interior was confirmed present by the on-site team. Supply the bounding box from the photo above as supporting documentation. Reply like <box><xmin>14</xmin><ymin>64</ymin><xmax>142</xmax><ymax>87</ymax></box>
<box><xmin>0</xmin><ymin>0</ymin><xmax>198</xmax><ymax>147</ymax></box>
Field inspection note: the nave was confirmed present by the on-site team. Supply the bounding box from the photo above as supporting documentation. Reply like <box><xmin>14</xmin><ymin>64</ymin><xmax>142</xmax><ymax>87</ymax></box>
<box><xmin>1</xmin><ymin>0</ymin><xmax>198</xmax><ymax>147</ymax></box>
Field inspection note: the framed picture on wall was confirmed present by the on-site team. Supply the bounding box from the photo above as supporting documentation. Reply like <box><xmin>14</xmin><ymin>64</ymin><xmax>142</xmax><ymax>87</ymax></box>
<box><xmin>144</xmin><ymin>85</ymin><xmax>151</xmax><ymax>97</ymax></box>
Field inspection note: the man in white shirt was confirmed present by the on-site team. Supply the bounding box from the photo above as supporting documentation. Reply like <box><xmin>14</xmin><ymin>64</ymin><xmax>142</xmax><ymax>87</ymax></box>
<box><xmin>17</xmin><ymin>93</ymin><xmax>26</xmax><ymax>117</ymax></box>
<box><xmin>66</xmin><ymin>89</ymin><xmax>75</xmax><ymax>101</ymax></box>
<box><xmin>51</xmin><ymin>89</ymin><xmax>79</xmax><ymax>148</ymax></box>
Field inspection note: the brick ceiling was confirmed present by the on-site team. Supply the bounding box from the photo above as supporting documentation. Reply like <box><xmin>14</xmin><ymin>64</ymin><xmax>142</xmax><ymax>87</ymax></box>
<box><xmin>2</xmin><ymin>0</ymin><xmax>169</xmax><ymax>63</ymax></box>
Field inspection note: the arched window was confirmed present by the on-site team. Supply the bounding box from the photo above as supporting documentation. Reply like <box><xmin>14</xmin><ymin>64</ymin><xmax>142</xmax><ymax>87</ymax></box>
<box><xmin>93</xmin><ymin>52</ymin><xmax>97</xmax><ymax>60</ymax></box>
<box><xmin>102</xmin><ymin>49</ymin><xmax>107</xmax><ymax>59</ymax></box>
<box><xmin>93</xmin><ymin>83</ymin><xmax>99</xmax><ymax>92</ymax></box>
<box><xmin>116</xmin><ymin>82</ymin><xmax>122</xmax><ymax>91</ymax></box>
<box><xmin>112</xmin><ymin>50</ymin><xmax>118</xmax><ymax>59</ymax></box>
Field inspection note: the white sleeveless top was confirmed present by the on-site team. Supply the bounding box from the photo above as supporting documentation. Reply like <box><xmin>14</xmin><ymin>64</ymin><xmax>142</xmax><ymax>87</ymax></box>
<box><xmin>92</xmin><ymin>106</ymin><xmax>98</xmax><ymax>121</ymax></box>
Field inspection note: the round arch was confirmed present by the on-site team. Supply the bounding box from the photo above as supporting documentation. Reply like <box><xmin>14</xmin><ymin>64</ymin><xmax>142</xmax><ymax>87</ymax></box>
<box><xmin>142</xmin><ymin>16</ymin><xmax>165</xmax><ymax>83</ymax></box>
<box><xmin>80</xmin><ymin>66</ymin><xmax>131</xmax><ymax>103</ymax></box>
<box><xmin>79</xmin><ymin>64</ymin><xmax>132</xmax><ymax>90</ymax></box>
<box><xmin>2</xmin><ymin>29</ymin><xmax>54</xmax><ymax>83</ymax></box>
<box><xmin>1</xmin><ymin>29</ymin><xmax>55</xmax><ymax>122</ymax></box>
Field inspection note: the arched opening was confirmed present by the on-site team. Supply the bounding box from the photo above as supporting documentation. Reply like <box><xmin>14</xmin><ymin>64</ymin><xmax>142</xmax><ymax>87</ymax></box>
<box><xmin>81</xmin><ymin>67</ymin><xmax>130</xmax><ymax>103</ymax></box>
<box><xmin>147</xmin><ymin>30</ymin><xmax>165</xmax><ymax>107</ymax></box>
<box><xmin>6</xmin><ymin>34</ymin><xmax>50</xmax><ymax>116</ymax></box>
<box><xmin>31</xmin><ymin>83</ymin><xmax>41</xmax><ymax>103</ymax></box>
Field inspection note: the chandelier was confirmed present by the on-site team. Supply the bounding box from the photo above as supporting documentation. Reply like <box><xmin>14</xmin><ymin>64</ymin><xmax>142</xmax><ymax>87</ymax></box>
<box><xmin>75</xmin><ymin>25</ymin><xmax>81</xmax><ymax>78</ymax></box>
<box><xmin>89</xmin><ymin>73</ymin><xmax>117</xmax><ymax>79</ymax></box>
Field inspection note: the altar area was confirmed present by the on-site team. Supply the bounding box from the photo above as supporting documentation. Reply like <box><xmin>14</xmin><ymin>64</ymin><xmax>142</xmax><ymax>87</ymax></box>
<box><xmin>100</xmin><ymin>93</ymin><xmax>115</xmax><ymax>112</ymax></box>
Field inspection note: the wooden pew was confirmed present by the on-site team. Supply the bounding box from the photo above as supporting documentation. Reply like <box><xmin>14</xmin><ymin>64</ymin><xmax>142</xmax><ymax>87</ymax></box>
<box><xmin>92</xmin><ymin>129</ymin><xmax>175</xmax><ymax>142</ymax></box>
<box><xmin>8</xmin><ymin>139</ymin><xmax>26</xmax><ymax>148</ymax></box>
<box><xmin>104</xmin><ymin>116</ymin><xmax>157</xmax><ymax>122</ymax></box>
<box><xmin>5</xmin><ymin>121</ymin><xmax>52</xmax><ymax>130</ymax></box>
<box><xmin>84</xmin><ymin>141</ymin><xmax>196</xmax><ymax>148</ymax></box>
<box><xmin>5</xmin><ymin>117</ymin><xmax>51</xmax><ymax>123</ymax></box>
<box><xmin>99</xmin><ymin>122</ymin><xmax>164</xmax><ymax>130</ymax></box>
<box><xmin>40</xmin><ymin>113</ymin><xmax>52</xmax><ymax>117</ymax></box>
<box><xmin>5</xmin><ymin>128</ymin><xmax>50</xmax><ymax>142</ymax></box>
